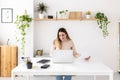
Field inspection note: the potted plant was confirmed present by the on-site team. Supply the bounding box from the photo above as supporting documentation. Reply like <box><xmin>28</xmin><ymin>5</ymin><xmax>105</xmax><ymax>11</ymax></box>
<box><xmin>95</xmin><ymin>12</ymin><xmax>110</xmax><ymax>38</ymax></box>
<box><xmin>37</xmin><ymin>2</ymin><xmax>48</xmax><ymax>19</ymax></box>
<box><xmin>59</xmin><ymin>10</ymin><xmax>68</xmax><ymax>19</ymax></box>
<box><xmin>85</xmin><ymin>11</ymin><xmax>91</xmax><ymax>19</ymax></box>
<box><xmin>26</xmin><ymin>57</ymin><xmax>32</xmax><ymax>69</ymax></box>
<box><xmin>14</xmin><ymin>13</ymin><xmax>32</xmax><ymax>55</ymax></box>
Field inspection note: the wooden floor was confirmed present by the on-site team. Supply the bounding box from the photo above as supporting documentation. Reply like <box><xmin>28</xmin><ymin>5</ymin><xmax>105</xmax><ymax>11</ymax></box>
<box><xmin>0</xmin><ymin>72</ymin><xmax>119</xmax><ymax>80</ymax></box>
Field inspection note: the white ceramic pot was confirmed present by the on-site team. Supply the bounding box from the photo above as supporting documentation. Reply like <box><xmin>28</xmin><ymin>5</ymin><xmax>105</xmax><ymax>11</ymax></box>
<box><xmin>86</xmin><ymin>15</ymin><xmax>91</xmax><ymax>19</ymax></box>
<box><xmin>39</xmin><ymin>13</ymin><xmax>44</xmax><ymax>19</ymax></box>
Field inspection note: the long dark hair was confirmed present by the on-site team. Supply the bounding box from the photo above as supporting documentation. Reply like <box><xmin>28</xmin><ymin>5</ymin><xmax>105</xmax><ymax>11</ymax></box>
<box><xmin>54</xmin><ymin>27</ymin><xmax>71</xmax><ymax>49</ymax></box>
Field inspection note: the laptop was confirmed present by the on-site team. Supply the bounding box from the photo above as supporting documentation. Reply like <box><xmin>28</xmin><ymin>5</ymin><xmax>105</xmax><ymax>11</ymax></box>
<box><xmin>52</xmin><ymin>50</ymin><xmax>74</xmax><ymax>63</ymax></box>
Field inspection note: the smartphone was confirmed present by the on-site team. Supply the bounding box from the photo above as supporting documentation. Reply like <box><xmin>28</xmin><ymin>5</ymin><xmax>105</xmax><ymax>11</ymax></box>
<box><xmin>41</xmin><ymin>64</ymin><xmax>50</xmax><ymax>69</ymax></box>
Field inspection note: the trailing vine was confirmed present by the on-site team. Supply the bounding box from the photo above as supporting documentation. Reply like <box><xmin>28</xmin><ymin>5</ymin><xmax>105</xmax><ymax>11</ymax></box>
<box><xmin>14</xmin><ymin>14</ymin><xmax>32</xmax><ymax>54</ymax></box>
<box><xmin>95</xmin><ymin>12</ymin><xmax>110</xmax><ymax>38</ymax></box>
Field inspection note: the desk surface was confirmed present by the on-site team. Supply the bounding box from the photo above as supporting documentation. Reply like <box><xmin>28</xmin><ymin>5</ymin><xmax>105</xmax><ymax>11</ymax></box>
<box><xmin>12</xmin><ymin>57</ymin><xmax>113</xmax><ymax>76</ymax></box>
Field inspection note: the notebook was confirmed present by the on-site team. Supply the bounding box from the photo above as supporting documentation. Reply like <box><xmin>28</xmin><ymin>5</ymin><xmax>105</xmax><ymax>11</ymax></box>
<box><xmin>52</xmin><ymin>50</ymin><xmax>74</xmax><ymax>63</ymax></box>
<box><xmin>37</xmin><ymin>59</ymin><xmax>50</xmax><ymax>64</ymax></box>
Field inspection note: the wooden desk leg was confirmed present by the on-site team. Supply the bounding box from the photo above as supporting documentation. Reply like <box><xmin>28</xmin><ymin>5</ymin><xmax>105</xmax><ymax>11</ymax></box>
<box><xmin>109</xmin><ymin>73</ymin><xmax>113</xmax><ymax>80</ymax></box>
<box><xmin>93</xmin><ymin>75</ymin><xmax>96</xmax><ymax>80</ymax></box>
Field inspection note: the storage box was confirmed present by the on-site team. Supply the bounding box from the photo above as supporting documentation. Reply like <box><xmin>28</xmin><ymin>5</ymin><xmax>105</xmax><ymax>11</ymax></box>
<box><xmin>69</xmin><ymin>12</ymin><xmax>82</xmax><ymax>19</ymax></box>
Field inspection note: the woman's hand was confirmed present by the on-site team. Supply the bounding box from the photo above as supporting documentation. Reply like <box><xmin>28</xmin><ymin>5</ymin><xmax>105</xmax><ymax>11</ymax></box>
<box><xmin>73</xmin><ymin>53</ymin><xmax>80</xmax><ymax>58</ymax></box>
<box><xmin>84</xmin><ymin>56</ymin><xmax>91</xmax><ymax>61</ymax></box>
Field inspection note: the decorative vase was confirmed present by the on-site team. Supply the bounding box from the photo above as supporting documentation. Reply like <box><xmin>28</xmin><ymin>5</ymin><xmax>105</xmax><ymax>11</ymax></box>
<box><xmin>21</xmin><ymin>56</ymin><xmax>26</xmax><ymax>67</ymax></box>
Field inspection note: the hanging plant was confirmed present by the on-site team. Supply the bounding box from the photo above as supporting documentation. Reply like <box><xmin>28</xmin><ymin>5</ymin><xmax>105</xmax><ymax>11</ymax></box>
<box><xmin>95</xmin><ymin>12</ymin><xmax>110</xmax><ymax>38</ymax></box>
<box><xmin>14</xmin><ymin>14</ymin><xmax>32</xmax><ymax>54</ymax></box>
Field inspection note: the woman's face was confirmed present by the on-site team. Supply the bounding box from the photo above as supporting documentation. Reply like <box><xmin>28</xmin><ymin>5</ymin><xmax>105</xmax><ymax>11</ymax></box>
<box><xmin>59</xmin><ymin>32</ymin><xmax>67</xmax><ymax>41</ymax></box>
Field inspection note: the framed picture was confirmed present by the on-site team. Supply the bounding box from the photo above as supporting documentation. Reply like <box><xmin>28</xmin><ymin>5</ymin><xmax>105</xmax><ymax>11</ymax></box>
<box><xmin>1</xmin><ymin>8</ymin><xmax>13</xmax><ymax>23</ymax></box>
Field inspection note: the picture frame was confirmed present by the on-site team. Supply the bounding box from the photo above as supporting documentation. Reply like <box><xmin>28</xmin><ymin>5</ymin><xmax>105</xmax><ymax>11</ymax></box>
<box><xmin>1</xmin><ymin>8</ymin><xmax>13</xmax><ymax>23</ymax></box>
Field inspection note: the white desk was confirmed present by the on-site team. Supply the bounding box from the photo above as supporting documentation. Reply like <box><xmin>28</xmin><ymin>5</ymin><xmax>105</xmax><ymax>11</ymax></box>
<box><xmin>12</xmin><ymin>57</ymin><xmax>113</xmax><ymax>80</ymax></box>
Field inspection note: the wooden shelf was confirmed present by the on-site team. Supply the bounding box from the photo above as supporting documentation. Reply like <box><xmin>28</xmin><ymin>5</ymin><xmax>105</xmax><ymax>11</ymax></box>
<box><xmin>83</xmin><ymin>18</ymin><xmax>98</xmax><ymax>20</ymax></box>
<box><xmin>33</xmin><ymin>18</ymin><xmax>97</xmax><ymax>21</ymax></box>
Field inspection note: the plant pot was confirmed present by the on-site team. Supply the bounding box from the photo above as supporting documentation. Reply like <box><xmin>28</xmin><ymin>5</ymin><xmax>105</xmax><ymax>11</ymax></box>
<box><xmin>36</xmin><ymin>49</ymin><xmax>43</xmax><ymax>56</ymax></box>
<box><xmin>85</xmin><ymin>15</ymin><xmax>91</xmax><ymax>19</ymax></box>
<box><xmin>27</xmin><ymin>62</ymin><xmax>32</xmax><ymax>69</ymax></box>
<box><xmin>39</xmin><ymin>13</ymin><xmax>44</xmax><ymax>19</ymax></box>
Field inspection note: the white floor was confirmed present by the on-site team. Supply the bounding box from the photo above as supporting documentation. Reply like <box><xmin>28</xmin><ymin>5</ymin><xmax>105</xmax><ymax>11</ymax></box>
<box><xmin>0</xmin><ymin>72</ymin><xmax>120</xmax><ymax>80</ymax></box>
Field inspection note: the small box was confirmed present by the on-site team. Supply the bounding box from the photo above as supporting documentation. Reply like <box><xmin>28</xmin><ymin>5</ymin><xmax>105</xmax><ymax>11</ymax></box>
<box><xmin>48</xmin><ymin>15</ymin><xmax>53</xmax><ymax>19</ymax></box>
<box><xmin>69</xmin><ymin>12</ymin><xmax>76</xmax><ymax>19</ymax></box>
<box><xmin>76</xmin><ymin>12</ymin><xmax>82</xmax><ymax>19</ymax></box>
<box><xmin>69</xmin><ymin>12</ymin><xmax>82</xmax><ymax>19</ymax></box>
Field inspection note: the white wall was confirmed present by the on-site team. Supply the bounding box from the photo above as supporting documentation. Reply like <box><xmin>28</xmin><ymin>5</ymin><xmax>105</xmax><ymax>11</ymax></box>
<box><xmin>0</xmin><ymin>0</ymin><xmax>120</xmax><ymax>74</ymax></box>
<box><xmin>0</xmin><ymin>0</ymin><xmax>34</xmax><ymax>62</ymax></box>
<box><xmin>34</xmin><ymin>0</ymin><xmax>120</xmax><ymax>72</ymax></box>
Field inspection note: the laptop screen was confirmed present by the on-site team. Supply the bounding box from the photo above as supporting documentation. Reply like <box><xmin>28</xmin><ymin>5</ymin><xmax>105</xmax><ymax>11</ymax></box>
<box><xmin>52</xmin><ymin>50</ymin><xmax>74</xmax><ymax>63</ymax></box>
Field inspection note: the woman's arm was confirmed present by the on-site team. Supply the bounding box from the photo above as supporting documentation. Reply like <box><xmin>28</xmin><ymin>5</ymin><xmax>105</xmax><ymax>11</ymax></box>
<box><xmin>49</xmin><ymin>40</ymin><xmax>56</xmax><ymax>57</ymax></box>
<box><xmin>71</xmin><ymin>40</ymin><xmax>81</xmax><ymax>58</ymax></box>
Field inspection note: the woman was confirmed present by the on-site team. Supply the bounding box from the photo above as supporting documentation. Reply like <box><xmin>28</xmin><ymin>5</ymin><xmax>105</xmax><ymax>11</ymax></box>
<box><xmin>51</xmin><ymin>27</ymin><xmax>80</xmax><ymax>80</ymax></box>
